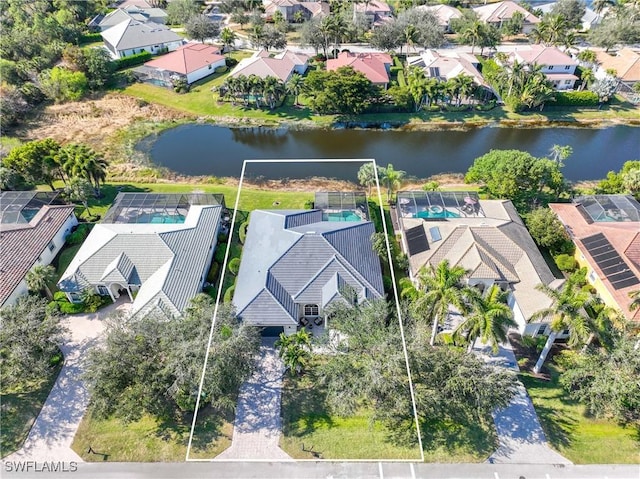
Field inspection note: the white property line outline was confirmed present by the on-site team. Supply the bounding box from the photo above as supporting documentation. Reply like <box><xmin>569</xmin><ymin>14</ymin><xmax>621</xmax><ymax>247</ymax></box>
<box><xmin>186</xmin><ymin>158</ymin><xmax>424</xmax><ymax>462</ymax></box>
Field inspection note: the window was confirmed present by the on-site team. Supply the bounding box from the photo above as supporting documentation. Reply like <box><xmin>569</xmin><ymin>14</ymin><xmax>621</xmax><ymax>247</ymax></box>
<box><xmin>97</xmin><ymin>285</ymin><xmax>110</xmax><ymax>296</ymax></box>
<box><xmin>69</xmin><ymin>292</ymin><xmax>82</xmax><ymax>303</ymax></box>
<box><xmin>589</xmin><ymin>270</ymin><xmax>597</xmax><ymax>283</ymax></box>
<box><xmin>548</xmin><ymin>65</ymin><xmax>554</xmax><ymax>70</ymax></box>
<box><xmin>48</xmin><ymin>240</ymin><xmax>56</xmax><ymax>252</ymax></box>
<box><xmin>537</xmin><ymin>325</ymin><xmax>547</xmax><ymax>336</ymax></box>
<box><xmin>565</xmin><ymin>80</ymin><xmax>572</xmax><ymax>85</ymax></box>
<box><xmin>564</xmin><ymin>65</ymin><xmax>571</xmax><ymax>70</ymax></box>
<box><xmin>208</xmin><ymin>64</ymin><xmax>212</xmax><ymax>69</ymax></box>
<box><xmin>304</xmin><ymin>304</ymin><xmax>319</xmax><ymax>316</ymax></box>
<box><xmin>562</xmin><ymin>329</ymin><xmax>570</xmax><ymax>336</ymax></box>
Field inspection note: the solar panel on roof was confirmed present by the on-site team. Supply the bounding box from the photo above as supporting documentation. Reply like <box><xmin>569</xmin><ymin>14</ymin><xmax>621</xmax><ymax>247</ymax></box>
<box><xmin>406</xmin><ymin>225</ymin><xmax>429</xmax><ymax>256</ymax></box>
<box><xmin>581</xmin><ymin>233</ymin><xmax>640</xmax><ymax>291</ymax></box>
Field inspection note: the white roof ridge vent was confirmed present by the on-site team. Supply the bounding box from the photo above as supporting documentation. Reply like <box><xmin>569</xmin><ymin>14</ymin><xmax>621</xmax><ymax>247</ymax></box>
<box><xmin>306</xmin><ymin>231</ymin><xmax>316</xmax><ymax>234</ymax></box>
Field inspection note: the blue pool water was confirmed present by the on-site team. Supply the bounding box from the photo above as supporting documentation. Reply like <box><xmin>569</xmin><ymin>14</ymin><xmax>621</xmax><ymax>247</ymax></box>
<box><xmin>138</xmin><ymin>212</ymin><xmax>185</xmax><ymax>224</ymax></box>
<box><xmin>323</xmin><ymin>211</ymin><xmax>361</xmax><ymax>222</ymax></box>
<box><xmin>414</xmin><ymin>209</ymin><xmax>461</xmax><ymax>219</ymax></box>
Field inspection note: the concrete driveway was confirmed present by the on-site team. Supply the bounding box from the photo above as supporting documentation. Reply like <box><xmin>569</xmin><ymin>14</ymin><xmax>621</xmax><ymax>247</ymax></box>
<box><xmin>473</xmin><ymin>339</ymin><xmax>572</xmax><ymax>465</ymax></box>
<box><xmin>5</xmin><ymin>299</ymin><xmax>130</xmax><ymax>462</ymax></box>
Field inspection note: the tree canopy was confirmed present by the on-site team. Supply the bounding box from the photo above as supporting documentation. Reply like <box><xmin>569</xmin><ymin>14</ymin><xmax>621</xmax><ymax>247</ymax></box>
<box><xmin>465</xmin><ymin>149</ymin><xmax>566</xmax><ymax>211</ymax></box>
<box><xmin>0</xmin><ymin>295</ymin><xmax>68</xmax><ymax>387</ymax></box>
<box><xmin>525</xmin><ymin>207</ymin><xmax>573</xmax><ymax>254</ymax></box>
<box><xmin>304</xmin><ymin>66</ymin><xmax>378</xmax><ymax>115</ymax></box>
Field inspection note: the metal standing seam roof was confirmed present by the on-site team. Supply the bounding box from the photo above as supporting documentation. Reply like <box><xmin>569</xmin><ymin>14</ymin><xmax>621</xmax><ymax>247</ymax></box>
<box><xmin>0</xmin><ymin>205</ymin><xmax>76</xmax><ymax>307</ymax></box>
<box><xmin>233</xmin><ymin>210</ymin><xmax>384</xmax><ymax>327</ymax></box>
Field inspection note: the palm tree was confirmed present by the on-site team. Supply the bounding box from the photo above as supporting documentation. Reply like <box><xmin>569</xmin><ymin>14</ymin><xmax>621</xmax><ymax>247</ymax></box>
<box><xmin>403</xmin><ymin>24</ymin><xmax>418</xmax><ymax>55</ymax></box>
<box><xmin>413</xmin><ymin>260</ymin><xmax>473</xmax><ymax>346</ymax></box>
<box><xmin>579</xmin><ymin>68</ymin><xmax>596</xmax><ymax>91</ymax></box>
<box><xmin>286</xmin><ymin>73</ymin><xmax>304</xmax><ymax>106</ymax></box>
<box><xmin>220</xmin><ymin>27</ymin><xmax>237</xmax><ymax>55</ymax></box>
<box><xmin>584</xmin><ymin>301</ymin><xmax>626</xmax><ymax>351</ymax></box>
<box><xmin>263</xmin><ymin>76</ymin><xmax>284</xmax><ymax>109</ymax></box>
<box><xmin>25</xmin><ymin>265</ymin><xmax>56</xmax><ymax>300</ymax></box>
<box><xmin>453</xmin><ymin>75</ymin><xmax>475</xmax><ymax>106</ymax></box>
<box><xmin>378</xmin><ymin>163</ymin><xmax>406</xmax><ymax>201</ymax></box>
<box><xmin>275</xmin><ymin>330</ymin><xmax>312</xmax><ymax>376</ymax></box>
<box><xmin>461</xmin><ymin>20</ymin><xmax>484</xmax><ymax>54</ymax></box>
<box><xmin>454</xmin><ymin>285</ymin><xmax>516</xmax><ymax>353</ymax></box>
<box><xmin>630</xmin><ymin>290</ymin><xmax>640</xmax><ymax>311</ymax></box>
<box><xmin>622</xmin><ymin>169</ymin><xmax>640</xmax><ymax>195</ymax></box>
<box><xmin>357</xmin><ymin>162</ymin><xmax>378</xmax><ymax>195</ymax></box>
<box><xmin>60</xmin><ymin>144</ymin><xmax>108</xmax><ymax>197</ymax></box>
<box><xmin>530</xmin><ymin>278</ymin><xmax>594</xmax><ymax>374</ymax></box>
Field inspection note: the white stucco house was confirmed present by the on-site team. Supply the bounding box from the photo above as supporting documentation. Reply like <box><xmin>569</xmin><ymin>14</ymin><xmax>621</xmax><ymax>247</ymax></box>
<box><xmin>0</xmin><ymin>191</ymin><xmax>77</xmax><ymax>309</ymax></box>
<box><xmin>143</xmin><ymin>43</ymin><xmax>227</xmax><ymax>85</ymax></box>
<box><xmin>101</xmin><ymin>18</ymin><xmax>183</xmax><ymax>59</ymax></box>
<box><xmin>58</xmin><ymin>193</ymin><xmax>227</xmax><ymax>319</ymax></box>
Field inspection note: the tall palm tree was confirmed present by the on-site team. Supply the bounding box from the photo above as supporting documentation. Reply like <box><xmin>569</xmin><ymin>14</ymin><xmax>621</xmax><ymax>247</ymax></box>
<box><xmin>286</xmin><ymin>73</ymin><xmax>304</xmax><ymax>106</ymax></box>
<box><xmin>25</xmin><ymin>265</ymin><xmax>56</xmax><ymax>300</ymax></box>
<box><xmin>530</xmin><ymin>278</ymin><xmax>594</xmax><ymax>373</ymax></box>
<box><xmin>453</xmin><ymin>74</ymin><xmax>475</xmax><ymax>106</ymax></box>
<box><xmin>454</xmin><ymin>285</ymin><xmax>516</xmax><ymax>353</ymax></box>
<box><xmin>357</xmin><ymin>162</ymin><xmax>378</xmax><ymax>195</ymax></box>
<box><xmin>579</xmin><ymin>68</ymin><xmax>595</xmax><ymax>91</ymax></box>
<box><xmin>263</xmin><ymin>76</ymin><xmax>284</xmax><ymax>109</ymax></box>
<box><xmin>413</xmin><ymin>260</ymin><xmax>473</xmax><ymax>346</ymax></box>
<box><xmin>461</xmin><ymin>20</ymin><xmax>484</xmax><ymax>54</ymax></box>
<box><xmin>220</xmin><ymin>27</ymin><xmax>237</xmax><ymax>55</ymax></box>
<box><xmin>60</xmin><ymin>144</ymin><xmax>108</xmax><ymax>197</ymax></box>
<box><xmin>379</xmin><ymin>163</ymin><xmax>406</xmax><ymax>201</ymax></box>
<box><xmin>584</xmin><ymin>301</ymin><xmax>626</xmax><ymax>351</ymax></box>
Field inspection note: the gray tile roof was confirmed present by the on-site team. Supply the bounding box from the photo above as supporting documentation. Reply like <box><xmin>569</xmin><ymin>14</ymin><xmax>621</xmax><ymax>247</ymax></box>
<box><xmin>102</xmin><ymin>18</ymin><xmax>182</xmax><ymax>51</ymax></box>
<box><xmin>59</xmin><ymin>205</ymin><xmax>221</xmax><ymax>318</ymax></box>
<box><xmin>233</xmin><ymin>210</ymin><xmax>384</xmax><ymax>327</ymax></box>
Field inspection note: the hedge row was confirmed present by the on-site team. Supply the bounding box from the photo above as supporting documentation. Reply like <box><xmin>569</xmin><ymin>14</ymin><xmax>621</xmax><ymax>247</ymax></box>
<box><xmin>553</xmin><ymin>90</ymin><xmax>599</xmax><ymax>106</ymax></box>
<box><xmin>79</xmin><ymin>33</ymin><xmax>102</xmax><ymax>44</ymax></box>
<box><xmin>115</xmin><ymin>51</ymin><xmax>152</xmax><ymax>70</ymax></box>
<box><xmin>397</xmin><ymin>70</ymin><xmax>406</xmax><ymax>88</ymax></box>
<box><xmin>389</xmin><ymin>65</ymin><xmax>403</xmax><ymax>76</ymax></box>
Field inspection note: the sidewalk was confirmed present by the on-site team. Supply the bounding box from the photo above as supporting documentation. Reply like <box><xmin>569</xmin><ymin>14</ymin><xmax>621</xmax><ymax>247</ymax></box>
<box><xmin>472</xmin><ymin>339</ymin><xmax>572</xmax><ymax>465</ymax></box>
<box><xmin>5</xmin><ymin>300</ymin><xmax>130</xmax><ymax>462</ymax></box>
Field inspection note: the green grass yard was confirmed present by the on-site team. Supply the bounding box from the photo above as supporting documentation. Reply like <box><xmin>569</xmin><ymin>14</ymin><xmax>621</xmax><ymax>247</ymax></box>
<box><xmin>520</xmin><ymin>368</ymin><xmax>640</xmax><ymax>464</ymax></box>
<box><xmin>72</xmin><ymin>407</ymin><xmax>232</xmax><ymax>462</ymax></box>
<box><xmin>1</xmin><ymin>364</ymin><xmax>62</xmax><ymax>458</ymax></box>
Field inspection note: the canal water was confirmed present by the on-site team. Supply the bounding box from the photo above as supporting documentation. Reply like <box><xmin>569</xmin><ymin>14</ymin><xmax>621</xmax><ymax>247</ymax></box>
<box><xmin>148</xmin><ymin>124</ymin><xmax>639</xmax><ymax>182</ymax></box>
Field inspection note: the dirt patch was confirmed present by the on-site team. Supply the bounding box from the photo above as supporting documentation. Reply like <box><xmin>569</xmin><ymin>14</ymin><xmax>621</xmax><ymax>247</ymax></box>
<box><xmin>509</xmin><ymin>332</ymin><xmax>568</xmax><ymax>379</ymax></box>
<box><xmin>14</xmin><ymin>94</ymin><xmax>186</xmax><ymax>149</ymax></box>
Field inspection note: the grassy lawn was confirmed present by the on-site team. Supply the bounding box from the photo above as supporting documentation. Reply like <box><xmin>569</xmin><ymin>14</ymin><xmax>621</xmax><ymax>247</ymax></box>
<box><xmin>280</xmin><ymin>369</ymin><xmax>421</xmax><ymax>460</ymax></box>
<box><xmin>72</xmin><ymin>407</ymin><xmax>232</xmax><ymax>462</ymax></box>
<box><xmin>420</xmin><ymin>418</ymin><xmax>497</xmax><ymax>463</ymax></box>
<box><xmin>1</xmin><ymin>364</ymin><xmax>62</xmax><ymax>458</ymax></box>
<box><xmin>520</xmin><ymin>367</ymin><xmax>640</xmax><ymax>464</ymax></box>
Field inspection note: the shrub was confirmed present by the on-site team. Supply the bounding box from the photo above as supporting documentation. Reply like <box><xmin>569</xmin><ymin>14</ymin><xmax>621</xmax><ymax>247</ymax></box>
<box><xmin>53</xmin><ymin>291</ymin><xmax>68</xmax><ymax>301</ymax></box>
<box><xmin>228</xmin><ymin>257</ymin><xmax>241</xmax><ymax>275</ymax></box>
<box><xmin>223</xmin><ymin>284</ymin><xmax>235</xmax><ymax>302</ymax></box>
<box><xmin>206</xmin><ymin>261</ymin><xmax>220</xmax><ymax>283</ymax></box>
<box><xmin>225</xmin><ymin>57</ymin><xmax>238</xmax><ymax>67</ymax></box>
<box><xmin>555</xmin><ymin>253</ymin><xmax>577</xmax><ymax>272</ymax></box>
<box><xmin>114</xmin><ymin>51</ymin><xmax>152</xmax><ymax>70</ymax></box>
<box><xmin>393</xmin><ymin>56</ymin><xmax>403</xmax><ymax>68</ymax></box>
<box><xmin>303</xmin><ymin>199</ymin><xmax>314</xmax><ymax>209</ymax></box>
<box><xmin>49</xmin><ymin>351</ymin><xmax>63</xmax><ymax>366</ymax></box>
<box><xmin>214</xmin><ymin>245</ymin><xmax>227</xmax><ymax>264</ymax></box>
<box><xmin>382</xmin><ymin>275</ymin><xmax>393</xmax><ymax>293</ymax></box>
<box><xmin>504</xmin><ymin>95</ymin><xmax>524</xmax><ymax>112</ymax></box>
<box><xmin>214</xmin><ymin>65</ymin><xmax>228</xmax><ymax>74</ymax></box>
<box><xmin>521</xmin><ymin>334</ymin><xmax>547</xmax><ymax>352</ymax></box>
<box><xmin>79</xmin><ymin>33</ymin><xmax>102</xmax><ymax>44</ymax></box>
<box><xmin>239</xmin><ymin>222</ymin><xmax>249</xmax><ymax>244</ymax></box>
<box><xmin>82</xmin><ymin>290</ymin><xmax>104</xmax><ymax>313</ymax></box>
<box><xmin>397</xmin><ymin>70</ymin><xmax>406</xmax><ymax>88</ymax></box>
<box><xmin>389</xmin><ymin>65</ymin><xmax>403</xmax><ymax>76</ymax></box>
<box><xmin>553</xmin><ymin>91</ymin><xmax>599</xmax><ymax>107</ymax></box>
<box><xmin>476</xmin><ymin>100</ymin><xmax>497</xmax><ymax>111</ymax></box>
<box><xmin>218</xmin><ymin>232</ymin><xmax>229</xmax><ymax>243</ymax></box>
<box><xmin>58</xmin><ymin>300</ymin><xmax>85</xmax><ymax>314</ymax></box>
<box><xmin>66</xmin><ymin>223</ymin><xmax>93</xmax><ymax>245</ymax></box>
<box><xmin>47</xmin><ymin>301</ymin><xmax>60</xmax><ymax>314</ymax></box>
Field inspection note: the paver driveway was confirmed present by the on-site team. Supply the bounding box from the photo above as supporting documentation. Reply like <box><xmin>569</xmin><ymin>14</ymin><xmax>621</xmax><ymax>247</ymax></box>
<box><xmin>216</xmin><ymin>338</ymin><xmax>292</xmax><ymax>460</ymax></box>
<box><xmin>473</xmin><ymin>339</ymin><xmax>572</xmax><ymax>465</ymax></box>
<box><xmin>5</xmin><ymin>299</ymin><xmax>130</xmax><ymax>462</ymax></box>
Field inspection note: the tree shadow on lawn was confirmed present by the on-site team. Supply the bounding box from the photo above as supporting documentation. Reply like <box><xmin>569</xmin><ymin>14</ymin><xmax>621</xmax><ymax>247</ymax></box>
<box><xmin>281</xmin><ymin>373</ymin><xmax>334</xmax><ymax>438</ymax></box>
<box><xmin>183</xmin><ymin>406</ymin><xmax>233</xmax><ymax>454</ymax></box>
<box><xmin>420</xmin><ymin>417</ymin><xmax>496</xmax><ymax>460</ymax></box>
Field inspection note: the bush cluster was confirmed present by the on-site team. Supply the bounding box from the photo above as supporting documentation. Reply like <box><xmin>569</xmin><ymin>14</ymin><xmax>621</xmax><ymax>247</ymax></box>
<box><xmin>553</xmin><ymin>91</ymin><xmax>599</xmax><ymax>106</ymax></box>
<box><xmin>114</xmin><ymin>51</ymin><xmax>152</xmax><ymax>70</ymax></box>
<box><xmin>79</xmin><ymin>33</ymin><xmax>103</xmax><ymax>44</ymax></box>
<box><xmin>66</xmin><ymin>223</ymin><xmax>93</xmax><ymax>245</ymax></box>
<box><xmin>239</xmin><ymin>222</ymin><xmax>249</xmax><ymax>244</ymax></box>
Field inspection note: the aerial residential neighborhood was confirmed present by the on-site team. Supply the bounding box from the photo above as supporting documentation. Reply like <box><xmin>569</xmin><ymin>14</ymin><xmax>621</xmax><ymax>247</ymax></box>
<box><xmin>1</xmin><ymin>0</ymin><xmax>639</xmax><ymax>477</ymax></box>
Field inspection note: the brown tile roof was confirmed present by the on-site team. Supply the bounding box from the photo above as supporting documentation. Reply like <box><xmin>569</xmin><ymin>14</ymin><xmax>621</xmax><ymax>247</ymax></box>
<box><xmin>595</xmin><ymin>48</ymin><xmax>640</xmax><ymax>82</ymax></box>
<box><xmin>550</xmin><ymin>202</ymin><xmax>640</xmax><ymax>321</ymax></box>
<box><xmin>0</xmin><ymin>205</ymin><xmax>76</xmax><ymax>306</ymax></box>
<box><xmin>145</xmin><ymin>43</ymin><xmax>224</xmax><ymax>75</ymax></box>
<box><xmin>474</xmin><ymin>1</ymin><xmax>540</xmax><ymax>24</ymax></box>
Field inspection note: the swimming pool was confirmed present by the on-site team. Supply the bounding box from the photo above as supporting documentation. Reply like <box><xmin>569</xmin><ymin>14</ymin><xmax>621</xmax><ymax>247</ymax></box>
<box><xmin>137</xmin><ymin>212</ymin><xmax>186</xmax><ymax>224</ymax></box>
<box><xmin>323</xmin><ymin>211</ymin><xmax>361</xmax><ymax>222</ymax></box>
<box><xmin>414</xmin><ymin>209</ymin><xmax>461</xmax><ymax>219</ymax></box>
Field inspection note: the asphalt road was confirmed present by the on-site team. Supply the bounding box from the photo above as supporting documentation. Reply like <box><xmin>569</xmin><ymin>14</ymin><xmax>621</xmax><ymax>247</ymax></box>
<box><xmin>2</xmin><ymin>461</ymin><xmax>638</xmax><ymax>479</ymax></box>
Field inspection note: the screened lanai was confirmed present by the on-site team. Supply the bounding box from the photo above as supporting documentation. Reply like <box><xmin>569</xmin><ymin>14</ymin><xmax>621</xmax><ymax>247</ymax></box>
<box><xmin>102</xmin><ymin>193</ymin><xmax>225</xmax><ymax>224</ymax></box>
<box><xmin>0</xmin><ymin>191</ymin><xmax>63</xmax><ymax>225</ymax></box>
<box><xmin>314</xmin><ymin>191</ymin><xmax>369</xmax><ymax>221</ymax></box>
<box><xmin>575</xmin><ymin>195</ymin><xmax>640</xmax><ymax>223</ymax></box>
<box><xmin>396</xmin><ymin>191</ymin><xmax>484</xmax><ymax>221</ymax></box>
